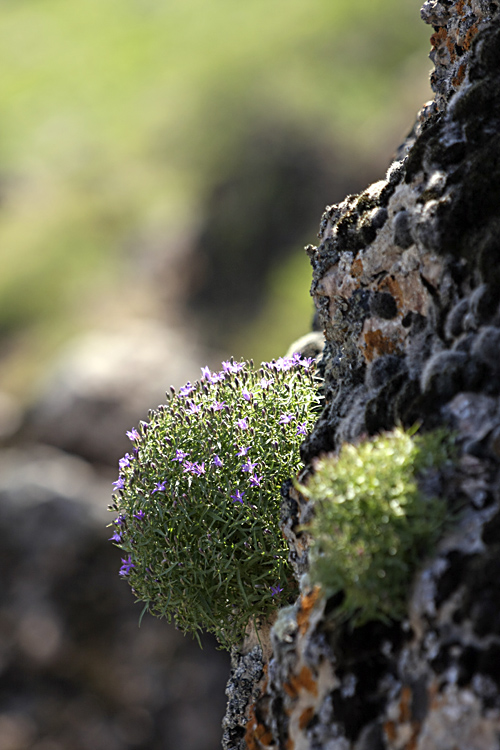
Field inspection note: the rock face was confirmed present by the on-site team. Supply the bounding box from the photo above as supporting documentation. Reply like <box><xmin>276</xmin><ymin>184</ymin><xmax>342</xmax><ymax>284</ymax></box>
<box><xmin>224</xmin><ymin>2</ymin><xmax>500</xmax><ymax>748</ymax></box>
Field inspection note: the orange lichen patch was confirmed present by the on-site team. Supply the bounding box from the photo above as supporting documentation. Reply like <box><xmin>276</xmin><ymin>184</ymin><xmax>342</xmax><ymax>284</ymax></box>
<box><xmin>283</xmin><ymin>681</ymin><xmax>299</xmax><ymax>700</ymax></box>
<box><xmin>284</xmin><ymin>666</ymin><xmax>318</xmax><ymax>700</ymax></box>
<box><xmin>463</xmin><ymin>24</ymin><xmax>479</xmax><ymax>50</ymax></box>
<box><xmin>245</xmin><ymin>704</ymin><xmax>275</xmax><ymax>749</ymax></box>
<box><xmin>296</xmin><ymin>586</ymin><xmax>321</xmax><ymax>636</ymax></box>
<box><xmin>383</xmin><ymin>685</ymin><xmax>422</xmax><ymax>749</ymax></box>
<box><xmin>351</xmin><ymin>258</ymin><xmax>364</xmax><ymax>278</ymax></box>
<box><xmin>299</xmin><ymin>707</ymin><xmax>315</xmax><ymax>731</ymax></box>
<box><xmin>456</xmin><ymin>0</ymin><xmax>466</xmax><ymax>13</ymax></box>
<box><xmin>430</xmin><ymin>26</ymin><xmax>456</xmax><ymax>62</ymax></box>
<box><xmin>384</xmin><ymin>720</ymin><xmax>397</xmax><ymax>743</ymax></box>
<box><xmin>378</xmin><ymin>275</ymin><xmax>403</xmax><ymax>311</ymax></box>
<box><xmin>452</xmin><ymin>62</ymin><xmax>467</xmax><ymax>87</ymax></box>
<box><xmin>400</xmin><ymin>685</ymin><xmax>412</xmax><ymax>723</ymax></box>
<box><xmin>363</xmin><ymin>329</ymin><xmax>399</xmax><ymax>362</ymax></box>
<box><xmin>430</xmin><ymin>27</ymin><xmax>447</xmax><ymax>47</ymax></box>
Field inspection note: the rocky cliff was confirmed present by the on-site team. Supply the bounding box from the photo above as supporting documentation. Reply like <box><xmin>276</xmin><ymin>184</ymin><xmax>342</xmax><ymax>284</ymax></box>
<box><xmin>223</xmin><ymin>2</ymin><xmax>500</xmax><ymax>748</ymax></box>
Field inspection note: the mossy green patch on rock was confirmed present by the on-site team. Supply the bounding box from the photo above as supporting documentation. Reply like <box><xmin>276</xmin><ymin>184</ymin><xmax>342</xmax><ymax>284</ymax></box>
<box><xmin>299</xmin><ymin>427</ymin><xmax>455</xmax><ymax>627</ymax></box>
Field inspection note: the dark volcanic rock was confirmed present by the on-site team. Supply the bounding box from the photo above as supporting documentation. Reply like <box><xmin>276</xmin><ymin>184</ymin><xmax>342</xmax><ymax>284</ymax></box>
<box><xmin>227</xmin><ymin>3</ymin><xmax>500</xmax><ymax>749</ymax></box>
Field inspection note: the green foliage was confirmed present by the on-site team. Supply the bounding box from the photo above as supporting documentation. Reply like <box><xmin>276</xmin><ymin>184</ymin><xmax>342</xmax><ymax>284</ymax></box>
<box><xmin>109</xmin><ymin>355</ymin><xmax>321</xmax><ymax>650</ymax></box>
<box><xmin>300</xmin><ymin>428</ymin><xmax>454</xmax><ymax>627</ymax></box>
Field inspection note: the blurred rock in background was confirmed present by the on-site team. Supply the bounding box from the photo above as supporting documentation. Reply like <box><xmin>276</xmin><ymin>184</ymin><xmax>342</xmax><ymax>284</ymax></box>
<box><xmin>0</xmin><ymin>443</ymin><xmax>230</xmax><ymax>750</ymax></box>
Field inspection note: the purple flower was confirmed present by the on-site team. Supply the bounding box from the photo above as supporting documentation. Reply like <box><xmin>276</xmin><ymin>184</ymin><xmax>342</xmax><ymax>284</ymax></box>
<box><xmin>230</xmin><ymin>490</ymin><xmax>245</xmax><ymax>504</ymax></box>
<box><xmin>126</xmin><ymin>428</ymin><xmax>140</xmax><ymax>442</ymax></box>
<box><xmin>201</xmin><ymin>367</ymin><xmax>224</xmax><ymax>384</ymax></box>
<box><xmin>179</xmin><ymin>382</ymin><xmax>194</xmax><ymax>397</ymax></box>
<box><xmin>249</xmin><ymin>474</ymin><xmax>263</xmax><ymax>487</ymax></box>
<box><xmin>115</xmin><ymin>515</ymin><xmax>126</xmax><ymax>526</ymax></box>
<box><xmin>119</xmin><ymin>453</ymin><xmax>133</xmax><ymax>470</ymax></box>
<box><xmin>212</xmin><ymin>455</ymin><xmax>223</xmax><ymax>468</ymax></box>
<box><xmin>242</xmin><ymin>389</ymin><xmax>253</xmax><ymax>401</ymax></box>
<box><xmin>119</xmin><ymin>555</ymin><xmax>135</xmax><ymax>577</ymax></box>
<box><xmin>259</xmin><ymin>377</ymin><xmax>273</xmax><ymax>389</ymax></box>
<box><xmin>273</xmin><ymin>356</ymin><xmax>295</xmax><ymax>372</ymax></box>
<box><xmin>300</xmin><ymin>356</ymin><xmax>314</xmax><ymax>369</ymax></box>
<box><xmin>192</xmin><ymin>462</ymin><xmax>205</xmax><ymax>476</ymax></box>
<box><xmin>241</xmin><ymin>459</ymin><xmax>257</xmax><ymax>473</ymax></box>
<box><xmin>213</xmin><ymin>401</ymin><xmax>227</xmax><ymax>412</ymax></box>
<box><xmin>236</xmin><ymin>418</ymin><xmax>249</xmax><ymax>430</ymax></box>
<box><xmin>173</xmin><ymin>449</ymin><xmax>189</xmax><ymax>462</ymax></box>
<box><xmin>152</xmin><ymin>481</ymin><xmax>167</xmax><ymax>494</ymax></box>
<box><xmin>134</xmin><ymin>510</ymin><xmax>146</xmax><ymax>521</ymax></box>
<box><xmin>270</xmin><ymin>584</ymin><xmax>283</xmax><ymax>597</ymax></box>
<box><xmin>109</xmin><ymin>529</ymin><xmax>122</xmax><ymax>543</ymax></box>
<box><xmin>182</xmin><ymin>461</ymin><xmax>195</xmax><ymax>473</ymax></box>
<box><xmin>112</xmin><ymin>477</ymin><xmax>125</xmax><ymax>490</ymax></box>
<box><xmin>186</xmin><ymin>401</ymin><xmax>201</xmax><ymax>414</ymax></box>
<box><xmin>222</xmin><ymin>360</ymin><xmax>246</xmax><ymax>374</ymax></box>
<box><xmin>236</xmin><ymin>446</ymin><xmax>249</xmax><ymax>457</ymax></box>
<box><xmin>296</xmin><ymin>422</ymin><xmax>308</xmax><ymax>436</ymax></box>
<box><xmin>279</xmin><ymin>414</ymin><xmax>294</xmax><ymax>425</ymax></box>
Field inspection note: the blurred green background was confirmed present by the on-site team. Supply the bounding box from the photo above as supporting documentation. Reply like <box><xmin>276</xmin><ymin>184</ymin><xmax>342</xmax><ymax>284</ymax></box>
<box><xmin>0</xmin><ymin>0</ymin><xmax>432</xmax><ymax>401</ymax></box>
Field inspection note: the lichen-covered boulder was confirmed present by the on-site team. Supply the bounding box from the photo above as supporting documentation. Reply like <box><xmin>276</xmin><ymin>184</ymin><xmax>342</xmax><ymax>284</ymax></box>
<box><xmin>225</xmin><ymin>3</ymin><xmax>500</xmax><ymax>748</ymax></box>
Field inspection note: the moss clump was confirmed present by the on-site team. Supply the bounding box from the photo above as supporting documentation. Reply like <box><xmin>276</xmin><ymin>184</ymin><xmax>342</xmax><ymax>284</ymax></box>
<box><xmin>109</xmin><ymin>355</ymin><xmax>321</xmax><ymax>650</ymax></box>
<box><xmin>300</xmin><ymin>427</ymin><xmax>454</xmax><ymax>627</ymax></box>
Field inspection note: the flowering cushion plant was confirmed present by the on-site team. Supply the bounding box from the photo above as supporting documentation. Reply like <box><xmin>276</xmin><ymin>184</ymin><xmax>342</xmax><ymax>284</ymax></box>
<box><xmin>109</xmin><ymin>354</ymin><xmax>321</xmax><ymax>649</ymax></box>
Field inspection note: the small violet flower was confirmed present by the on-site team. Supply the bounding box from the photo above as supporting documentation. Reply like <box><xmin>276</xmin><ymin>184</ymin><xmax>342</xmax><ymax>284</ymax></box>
<box><xmin>186</xmin><ymin>401</ymin><xmax>201</xmax><ymax>415</ymax></box>
<box><xmin>126</xmin><ymin>428</ymin><xmax>140</xmax><ymax>442</ymax></box>
<box><xmin>242</xmin><ymin>389</ymin><xmax>253</xmax><ymax>401</ymax></box>
<box><xmin>236</xmin><ymin>417</ymin><xmax>249</xmax><ymax>430</ymax></box>
<box><xmin>173</xmin><ymin>449</ymin><xmax>189</xmax><ymax>462</ymax></box>
<box><xmin>119</xmin><ymin>454</ymin><xmax>133</xmax><ymax>471</ymax></box>
<box><xmin>241</xmin><ymin>459</ymin><xmax>257</xmax><ymax>473</ymax></box>
<box><xmin>119</xmin><ymin>555</ymin><xmax>135</xmax><ymax>577</ymax></box>
<box><xmin>279</xmin><ymin>414</ymin><xmax>294</xmax><ymax>425</ymax></box>
<box><xmin>300</xmin><ymin>356</ymin><xmax>314</xmax><ymax>369</ymax></box>
<box><xmin>152</xmin><ymin>481</ymin><xmax>167</xmax><ymax>494</ymax></box>
<box><xmin>296</xmin><ymin>422</ymin><xmax>308</xmax><ymax>436</ymax></box>
<box><xmin>222</xmin><ymin>360</ymin><xmax>245</xmax><ymax>374</ymax></box>
<box><xmin>236</xmin><ymin>446</ymin><xmax>249</xmax><ymax>457</ymax></box>
<box><xmin>109</xmin><ymin>529</ymin><xmax>122</xmax><ymax>543</ymax></box>
<box><xmin>270</xmin><ymin>584</ymin><xmax>283</xmax><ymax>597</ymax></box>
<box><xmin>179</xmin><ymin>382</ymin><xmax>194</xmax><ymax>397</ymax></box>
<box><xmin>259</xmin><ymin>377</ymin><xmax>273</xmax><ymax>389</ymax></box>
<box><xmin>112</xmin><ymin>477</ymin><xmax>125</xmax><ymax>490</ymax></box>
<box><xmin>213</xmin><ymin>401</ymin><xmax>227</xmax><ymax>412</ymax></box>
<box><xmin>212</xmin><ymin>455</ymin><xmax>223</xmax><ymax>468</ymax></box>
<box><xmin>134</xmin><ymin>510</ymin><xmax>146</xmax><ymax>521</ymax></box>
<box><xmin>230</xmin><ymin>490</ymin><xmax>245</xmax><ymax>504</ymax></box>
<box><xmin>249</xmin><ymin>474</ymin><xmax>263</xmax><ymax>487</ymax></box>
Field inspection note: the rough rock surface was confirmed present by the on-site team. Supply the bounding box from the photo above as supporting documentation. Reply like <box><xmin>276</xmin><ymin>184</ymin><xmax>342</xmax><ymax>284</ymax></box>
<box><xmin>223</xmin><ymin>2</ymin><xmax>500</xmax><ymax>748</ymax></box>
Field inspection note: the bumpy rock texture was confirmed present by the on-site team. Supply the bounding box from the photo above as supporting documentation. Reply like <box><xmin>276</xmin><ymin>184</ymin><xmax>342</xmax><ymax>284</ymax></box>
<box><xmin>223</xmin><ymin>2</ymin><xmax>500</xmax><ymax>748</ymax></box>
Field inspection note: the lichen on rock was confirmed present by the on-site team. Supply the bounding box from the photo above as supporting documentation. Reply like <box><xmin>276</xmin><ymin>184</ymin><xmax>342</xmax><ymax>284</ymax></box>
<box><xmin>224</xmin><ymin>2</ymin><xmax>500</xmax><ymax>748</ymax></box>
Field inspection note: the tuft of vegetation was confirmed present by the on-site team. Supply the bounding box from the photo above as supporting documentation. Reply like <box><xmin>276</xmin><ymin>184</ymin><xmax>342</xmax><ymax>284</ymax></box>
<box><xmin>109</xmin><ymin>355</ymin><xmax>321</xmax><ymax>650</ymax></box>
<box><xmin>299</xmin><ymin>427</ymin><xmax>455</xmax><ymax>627</ymax></box>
